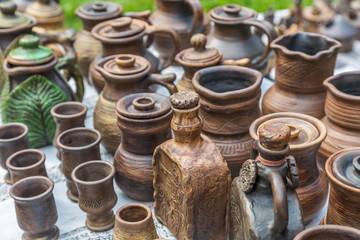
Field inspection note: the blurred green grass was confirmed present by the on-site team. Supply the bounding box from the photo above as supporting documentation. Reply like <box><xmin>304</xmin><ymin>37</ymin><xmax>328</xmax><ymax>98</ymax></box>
<box><xmin>61</xmin><ymin>0</ymin><xmax>313</xmax><ymax>30</ymax></box>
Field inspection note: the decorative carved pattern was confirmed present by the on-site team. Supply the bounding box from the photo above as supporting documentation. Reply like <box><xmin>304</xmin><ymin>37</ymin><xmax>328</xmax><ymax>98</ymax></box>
<box><xmin>240</xmin><ymin>160</ymin><xmax>257</xmax><ymax>193</ymax></box>
<box><xmin>216</xmin><ymin>139</ymin><xmax>253</xmax><ymax>156</ymax></box>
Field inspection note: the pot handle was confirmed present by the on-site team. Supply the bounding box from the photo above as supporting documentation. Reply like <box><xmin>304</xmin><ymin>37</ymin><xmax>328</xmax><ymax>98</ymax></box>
<box><xmin>142</xmin><ymin>73</ymin><xmax>178</xmax><ymax>95</ymax></box>
<box><xmin>185</xmin><ymin>0</ymin><xmax>204</xmax><ymax>34</ymax></box>
<box><xmin>241</xmin><ymin>19</ymin><xmax>277</xmax><ymax>67</ymax></box>
<box><xmin>145</xmin><ymin>26</ymin><xmax>181</xmax><ymax>71</ymax></box>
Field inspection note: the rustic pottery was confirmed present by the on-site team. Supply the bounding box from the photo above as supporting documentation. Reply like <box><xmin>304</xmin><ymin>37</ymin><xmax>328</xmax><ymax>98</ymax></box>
<box><xmin>6</xmin><ymin>149</ymin><xmax>47</xmax><ymax>184</ymax></box>
<box><xmin>0</xmin><ymin>123</ymin><xmax>29</xmax><ymax>184</ymax></box>
<box><xmin>94</xmin><ymin>54</ymin><xmax>177</xmax><ymax>154</ymax></box>
<box><xmin>114</xmin><ymin>93</ymin><xmax>172</xmax><ymax>201</ymax></box>
<box><xmin>345</xmin><ymin>10</ymin><xmax>360</xmax><ymax>39</ymax></box>
<box><xmin>249</xmin><ymin>112</ymin><xmax>328</xmax><ymax>225</ymax></box>
<box><xmin>113</xmin><ymin>203</ymin><xmax>158</xmax><ymax>240</ymax></box>
<box><xmin>57</xmin><ymin>127</ymin><xmax>102</xmax><ymax>202</ymax></box>
<box><xmin>192</xmin><ymin>65</ymin><xmax>263</xmax><ymax>178</ymax></box>
<box><xmin>10</xmin><ymin>176</ymin><xmax>59</xmax><ymax>240</ymax></box>
<box><xmin>153</xmin><ymin>91</ymin><xmax>231</xmax><ymax>240</ymax></box>
<box><xmin>90</xmin><ymin>16</ymin><xmax>180</xmax><ymax>92</ymax></box>
<box><xmin>324</xmin><ymin>148</ymin><xmax>360</xmax><ymax>228</ymax></box>
<box><xmin>302</xmin><ymin>2</ymin><xmax>336</xmax><ymax>33</ymax></box>
<box><xmin>262</xmin><ymin>32</ymin><xmax>342</xmax><ymax>119</ymax></box>
<box><xmin>294</xmin><ymin>225</ymin><xmax>360</xmax><ymax>240</ymax></box>
<box><xmin>11</xmin><ymin>0</ymin><xmax>35</xmax><ymax>13</ymax></box>
<box><xmin>74</xmin><ymin>1</ymin><xmax>123</xmax><ymax>83</ymax></box>
<box><xmin>72</xmin><ymin>160</ymin><xmax>117</xmax><ymax>231</ymax></box>
<box><xmin>318</xmin><ymin>72</ymin><xmax>360</xmax><ymax>171</ymax></box>
<box><xmin>206</xmin><ymin>4</ymin><xmax>277</xmax><ymax>74</ymax></box>
<box><xmin>230</xmin><ymin>122</ymin><xmax>304</xmax><ymax>240</ymax></box>
<box><xmin>51</xmin><ymin>101</ymin><xmax>87</xmax><ymax>159</ymax></box>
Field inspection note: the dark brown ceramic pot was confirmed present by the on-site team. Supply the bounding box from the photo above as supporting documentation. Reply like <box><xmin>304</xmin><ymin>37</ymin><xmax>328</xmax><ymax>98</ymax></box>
<box><xmin>262</xmin><ymin>32</ymin><xmax>342</xmax><ymax>119</ymax></box>
<box><xmin>0</xmin><ymin>122</ymin><xmax>30</xmax><ymax>184</ymax></box>
<box><xmin>294</xmin><ymin>225</ymin><xmax>360</xmax><ymax>240</ymax></box>
<box><xmin>113</xmin><ymin>204</ymin><xmax>158</xmax><ymax>240</ymax></box>
<box><xmin>6</xmin><ymin>149</ymin><xmax>47</xmax><ymax>184</ymax></box>
<box><xmin>193</xmin><ymin>65</ymin><xmax>263</xmax><ymax>178</ymax></box>
<box><xmin>318</xmin><ymin>72</ymin><xmax>360</xmax><ymax>172</ymax></box>
<box><xmin>51</xmin><ymin>101</ymin><xmax>87</xmax><ymax>159</ymax></box>
<box><xmin>57</xmin><ymin>127</ymin><xmax>102</xmax><ymax>202</ymax></box>
<box><xmin>206</xmin><ymin>4</ymin><xmax>277</xmax><ymax>74</ymax></box>
<box><xmin>249</xmin><ymin>112</ymin><xmax>328</xmax><ymax>225</ymax></box>
<box><xmin>114</xmin><ymin>93</ymin><xmax>172</xmax><ymax>201</ymax></box>
<box><xmin>90</xmin><ymin>16</ymin><xmax>180</xmax><ymax>93</ymax></box>
<box><xmin>94</xmin><ymin>54</ymin><xmax>177</xmax><ymax>154</ymax></box>
<box><xmin>10</xmin><ymin>176</ymin><xmax>59</xmax><ymax>240</ymax></box>
<box><xmin>72</xmin><ymin>160</ymin><xmax>117</xmax><ymax>232</ymax></box>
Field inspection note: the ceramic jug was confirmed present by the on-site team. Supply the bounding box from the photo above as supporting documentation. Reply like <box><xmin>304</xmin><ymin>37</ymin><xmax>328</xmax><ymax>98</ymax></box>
<box><xmin>193</xmin><ymin>65</ymin><xmax>263</xmax><ymax>178</ymax></box>
<box><xmin>90</xmin><ymin>16</ymin><xmax>180</xmax><ymax>93</ymax></box>
<box><xmin>230</xmin><ymin>122</ymin><xmax>304</xmax><ymax>240</ymax></box>
<box><xmin>153</xmin><ymin>91</ymin><xmax>231</xmax><ymax>240</ymax></box>
<box><xmin>318</xmin><ymin>73</ymin><xmax>360</xmax><ymax>171</ymax></box>
<box><xmin>250</xmin><ymin>112</ymin><xmax>328</xmax><ymax>225</ymax></box>
<box><xmin>262</xmin><ymin>32</ymin><xmax>342</xmax><ymax>119</ymax></box>
<box><xmin>206</xmin><ymin>4</ymin><xmax>277</xmax><ymax>74</ymax></box>
<box><xmin>94</xmin><ymin>54</ymin><xmax>177</xmax><ymax>154</ymax></box>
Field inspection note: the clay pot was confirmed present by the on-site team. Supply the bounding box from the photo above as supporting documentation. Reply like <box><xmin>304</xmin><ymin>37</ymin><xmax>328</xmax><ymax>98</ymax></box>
<box><xmin>74</xmin><ymin>1</ymin><xmax>123</xmax><ymax>83</ymax></box>
<box><xmin>262</xmin><ymin>32</ymin><xmax>342</xmax><ymax>119</ymax></box>
<box><xmin>193</xmin><ymin>65</ymin><xmax>263</xmax><ymax>178</ymax></box>
<box><xmin>294</xmin><ymin>225</ymin><xmax>360</xmax><ymax>240</ymax></box>
<box><xmin>345</xmin><ymin>11</ymin><xmax>360</xmax><ymax>40</ymax></box>
<box><xmin>51</xmin><ymin>101</ymin><xmax>87</xmax><ymax>159</ymax></box>
<box><xmin>57</xmin><ymin>127</ymin><xmax>102</xmax><ymax>202</ymax></box>
<box><xmin>206</xmin><ymin>4</ymin><xmax>277</xmax><ymax>74</ymax></box>
<box><xmin>72</xmin><ymin>160</ymin><xmax>117</xmax><ymax>231</ymax></box>
<box><xmin>249</xmin><ymin>112</ymin><xmax>328</xmax><ymax>225</ymax></box>
<box><xmin>94</xmin><ymin>54</ymin><xmax>177</xmax><ymax>154</ymax></box>
<box><xmin>10</xmin><ymin>176</ymin><xmax>59</xmax><ymax>240</ymax></box>
<box><xmin>90</xmin><ymin>16</ymin><xmax>180</xmax><ymax>93</ymax></box>
<box><xmin>318</xmin><ymin>72</ymin><xmax>360</xmax><ymax>171</ymax></box>
<box><xmin>114</xmin><ymin>93</ymin><xmax>172</xmax><ymax>201</ymax></box>
<box><xmin>324</xmin><ymin>148</ymin><xmax>360</xmax><ymax>228</ymax></box>
<box><xmin>0</xmin><ymin>122</ymin><xmax>30</xmax><ymax>184</ymax></box>
<box><xmin>302</xmin><ymin>2</ymin><xmax>336</xmax><ymax>33</ymax></box>
<box><xmin>6</xmin><ymin>149</ymin><xmax>47</xmax><ymax>184</ymax></box>
<box><xmin>113</xmin><ymin>203</ymin><xmax>158</xmax><ymax>240</ymax></box>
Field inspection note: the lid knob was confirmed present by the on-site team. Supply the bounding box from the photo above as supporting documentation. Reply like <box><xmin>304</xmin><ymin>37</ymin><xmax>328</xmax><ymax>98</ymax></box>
<box><xmin>115</xmin><ymin>55</ymin><xmax>136</xmax><ymax>68</ymax></box>
<box><xmin>0</xmin><ymin>2</ymin><xmax>17</xmax><ymax>15</ymax></box>
<box><xmin>91</xmin><ymin>2</ymin><xmax>107</xmax><ymax>12</ymax></box>
<box><xmin>259</xmin><ymin>122</ymin><xmax>291</xmax><ymax>150</ymax></box>
<box><xmin>191</xmin><ymin>33</ymin><xmax>207</xmax><ymax>51</ymax></box>
<box><xmin>111</xmin><ymin>17</ymin><xmax>132</xmax><ymax>31</ymax></box>
<box><xmin>19</xmin><ymin>35</ymin><xmax>40</xmax><ymax>49</ymax></box>
<box><xmin>223</xmin><ymin>4</ymin><xmax>241</xmax><ymax>16</ymax></box>
<box><xmin>133</xmin><ymin>97</ymin><xmax>156</xmax><ymax>111</ymax></box>
<box><xmin>353</xmin><ymin>156</ymin><xmax>360</xmax><ymax>174</ymax></box>
<box><xmin>170</xmin><ymin>91</ymin><xmax>199</xmax><ymax>110</ymax></box>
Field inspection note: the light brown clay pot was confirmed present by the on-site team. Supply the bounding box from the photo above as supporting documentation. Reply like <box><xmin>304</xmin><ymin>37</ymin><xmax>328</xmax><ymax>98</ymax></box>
<box><xmin>294</xmin><ymin>225</ymin><xmax>360</xmax><ymax>240</ymax></box>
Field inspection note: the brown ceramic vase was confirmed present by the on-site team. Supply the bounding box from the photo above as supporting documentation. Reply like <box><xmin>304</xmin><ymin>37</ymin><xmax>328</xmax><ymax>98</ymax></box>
<box><xmin>192</xmin><ymin>65</ymin><xmax>263</xmax><ymax>178</ymax></box>
<box><xmin>10</xmin><ymin>176</ymin><xmax>59</xmax><ymax>240</ymax></box>
<box><xmin>294</xmin><ymin>225</ymin><xmax>360</xmax><ymax>240</ymax></box>
<box><xmin>262</xmin><ymin>32</ymin><xmax>342</xmax><ymax>119</ymax></box>
<box><xmin>57</xmin><ymin>127</ymin><xmax>102</xmax><ymax>202</ymax></box>
<box><xmin>72</xmin><ymin>160</ymin><xmax>117</xmax><ymax>231</ymax></box>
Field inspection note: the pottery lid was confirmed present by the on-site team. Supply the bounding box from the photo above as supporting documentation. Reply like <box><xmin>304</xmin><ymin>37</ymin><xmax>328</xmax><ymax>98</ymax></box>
<box><xmin>75</xmin><ymin>2</ymin><xmax>123</xmax><ymax>21</ymax></box>
<box><xmin>116</xmin><ymin>93</ymin><xmax>171</xmax><ymax>119</ymax></box>
<box><xmin>331</xmin><ymin>149</ymin><xmax>360</xmax><ymax>188</ymax></box>
<box><xmin>0</xmin><ymin>2</ymin><xmax>32</xmax><ymax>28</ymax></box>
<box><xmin>170</xmin><ymin>91</ymin><xmax>199</xmax><ymax>109</ymax></box>
<box><xmin>319</xmin><ymin>15</ymin><xmax>357</xmax><ymax>40</ymax></box>
<box><xmin>8</xmin><ymin>34</ymin><xmax>54</xmax><ymax>65</ymax></box>
<box><xmin>94</xmin><ymin>17</ymin><xmax>145</xmax><ymax>39</ymax></box>
<box><xmin>102</xmin><ymin>54</ymin><xmax>149</xmax><ymax>76</ymax></box>
<box><xmin>302</xmin><ymin>5</ymin><xmax>335</xmax><ymax>22</ymax></box>
<box><xmin>209</xmin><ymin>4</ymin><xmax>257</xmax><ymax>24</ymax></box>
<box><xmin>25</xmin><ymin>0</ymin><xmax>63</xmax><ymax>20</ymax></box>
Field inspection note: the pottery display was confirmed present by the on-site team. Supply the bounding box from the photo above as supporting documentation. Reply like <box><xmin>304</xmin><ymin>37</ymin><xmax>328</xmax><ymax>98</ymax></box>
<box><xmin>6</xmin><ymin>149</ymin><xmax>47</xmax><ymax>184</ymax></box>
<box><xmin>192</xmin><ymin>65</ymin><xmax>263</xmax><ymax>178</ymax></box>
<box><xmin>262</xmin><ymin>32</ymin><xmax>342</xmax><ymax>119</ymax></box>
<box><xmin>114</xmin><ymin>93</ymin><xmax>172</xmax><ymax>201</ymax></box>
<box><xmin>0</xmin><ymin>123</ymin><xmax>30</xmax><ymax>184</ymax></box>
<box><xmin>318</xmin><ymin>72</ymin><xmax>360</xmax><ymax>171</ymax></box>
<box><xmin>249</xmin><ymin>112</ymin><xmax>328</xmax><ymax>225</ymax></box>
<box><xmin>206</xmin><ymin>4</ymin><xmax>277</xmax><ymax>74</ymax></box>
<box><xmin>51</xmin><ymin>101</ymin><xmax>87</xmax><ymax>159</ymax></box>
<box><xmin>90</xmin><ymin>16</ymin><xmax>180</xmax><ymax>92</ymax></box>
<box><xmin>230</xmin><ymin>122</ymin><xmax>304</xmax><ymax>240</ymax></box>
<box><xmin>10</xmin><ymin>176</ymin><xmax>59</xmax><ymax>240</ymax></box>
<box><xmin>294</xmin><ymin>225</ymin><xmax>360</xmax><ymax>240</ymax></box>
<box><xmin>113</xmin><ymin>203</ymin><xmax>158</xmax><ymax>240</ymax></box>
<box><xmin>74</xmin><ymin>1</ymin><xmax>123</xmax><ymax>83</ymax></box>
<box><xmin>57</xmin><ymin>127</ymin><xmax>102</xmax><ymax>202</ymax></box>
<box><xmin>72</xmin><ymin>160</ymin><xmax>117</xmax><ymax>231</ymax></box>
<box><xmin>94</xmin><ymin>54</ymin><xmax>177</xmax><ymax>154</ymax></box>
<box><xmin>153</xmin><ymin>91</ymin><xmax>231</xmax><ymax>240</ymax></box>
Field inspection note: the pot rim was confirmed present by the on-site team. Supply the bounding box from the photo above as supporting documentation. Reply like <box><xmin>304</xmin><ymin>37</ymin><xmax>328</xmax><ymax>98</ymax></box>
<box><xmin>0</xmin><ymin>123</ymin><xmax>28</xmax><ymax>143</ymax></box>
<box><xmin>56</xmin><ymin>127</ymin><xmax>102</xmax><ymax>152</ymax></box>
<box><xmin>75</xmin><ymin>2</ymin><xmax>123</xmax><ymax>22</ymax></box>
<box><xmin>6</xmin><ymin>149</ymin><xmax>45</xmax><ymax>171</ymax></box>
<box><xmin>115</xmin><ymin>203</ymin><xmax>152</xmax><ymax>231</ymax></box>
<box><xmin>324</xmin><ymin>71</ymin><xmax>360</xmax><ymax>102</ymax></box>
<box><xmin>50</xmin><ymin>101</ymin><xmax>88</xmax><ymax>120</ymax></box>
<box><xmin>294</xmin><ymin>224</ymin><xmax>360</xmax><ymax>239</ymax></box>
<box><xmin>10</xmin><ymin>176</ymin><xmax>54</xmax><ymax>202</ymax></box>
<box><xmin>72</xmin><ymin>160</ymin><xmax>115</xmax><ymax>185</ymax></box>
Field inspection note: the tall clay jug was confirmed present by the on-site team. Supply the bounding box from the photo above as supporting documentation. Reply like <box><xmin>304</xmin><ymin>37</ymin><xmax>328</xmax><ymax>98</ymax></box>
<box><xmin>262</xmin><ymin>32</ymin><xmax>342</xmax><ymax>119</ymax></box>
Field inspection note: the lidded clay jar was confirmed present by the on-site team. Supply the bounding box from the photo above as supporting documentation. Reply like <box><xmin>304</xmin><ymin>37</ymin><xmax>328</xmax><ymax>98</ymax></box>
<box><xmin>302</xmin><ymin>2</ymin><xmax>335</xmax><ymax>33</ymax></box>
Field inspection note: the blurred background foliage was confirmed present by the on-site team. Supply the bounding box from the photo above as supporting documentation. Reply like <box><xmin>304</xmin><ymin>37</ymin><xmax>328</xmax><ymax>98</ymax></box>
<box><xmin>61</xmin><ymin>0</ymin><xmax>313</xmax><ymax>30</ymax></box>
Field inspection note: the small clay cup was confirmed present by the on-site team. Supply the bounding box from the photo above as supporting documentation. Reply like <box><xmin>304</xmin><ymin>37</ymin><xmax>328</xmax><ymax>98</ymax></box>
<box><xmin>6</xmin><ymin>149</ymin><xmax>47</xmax><ymax>184</ymax></box>
<box><xmin>0</xmin><ymin>123</ymin><xmax>30</xmax><ymax>184</ymax></box>
<box><xmin>10</xmin><ymin>176</ymin><xmax>59</xmax><ymax>240</ymax></box>
<box><xmin>51</xmin><ymin>101</ymin><xmax>88</xmax><ymax>159</ymax></box>
<box><xmin>294</xmin><ymin>225</ymin><xmax>360</xmax><ymax>240</ymax></box>
<box><xmin>113</xmin><ymin>203</ymin><xmax>158</xmax><ymax>240</ymax></box>
<box><xmin>57</xmin><ymin>127</ymin><xmax>102</xmax><ymax>202</ymax></box>
<box><xmin>72</xmin><ymin>160</ymin><xmax>117</xmax><ymax>231</ymax></box>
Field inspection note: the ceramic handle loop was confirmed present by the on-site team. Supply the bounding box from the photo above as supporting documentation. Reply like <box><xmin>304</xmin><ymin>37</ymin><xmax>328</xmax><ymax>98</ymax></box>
<box><xmin>185</xmin><ymin>0</ymin><xmax>204</xmax><ymax>33</ymax></box>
